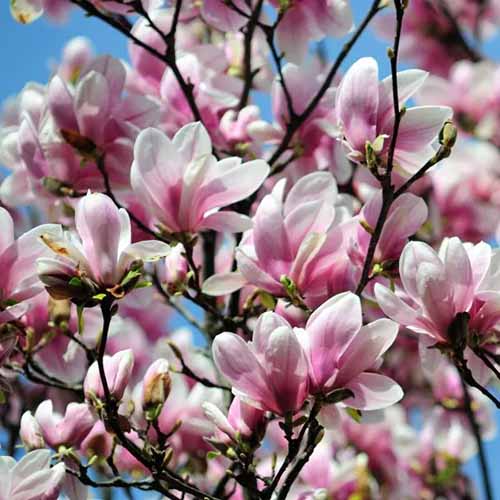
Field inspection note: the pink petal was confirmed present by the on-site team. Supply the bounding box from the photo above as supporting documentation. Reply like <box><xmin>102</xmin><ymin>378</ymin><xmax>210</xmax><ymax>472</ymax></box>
<box><xmin>212</xmin><ymin>332</ymin><xmax>275</xmax><ymax>410</ymax></box>
<box><xmin>399</xmin><ymin>241</ymin><xmax>442</xmax><ymax>299</ymax></box>
<box><xmin>75</xmin><ymin>193</ymin><xmax>121</xmax><ymax>285</ymax></box>
<box><xmin>201</xmin><ymin>211</ymin><xmax>253</xmax><ymax>233</ymax></box>
<box><xmin>47</xmin><ymin>75</ymin><xmax>78</xmax><ymax>132</ymax></box>
<box><xmin>377</xmin><ymin>69</ymin><xmax>428</xmax><ymax>131</ymax></box>
<box><xmin>336</xmin><ymin>57</ymin><xmax>379</xmax><ymax>152</ymax></box>
<box><xmin>201</xmin><ymin>0</ymin><xmax>248</xmax><ymax>32</ymax></box>
<box><xmin>74</xmin><ymin>71</ymin><xmax>110</xmax><ymax>141</ymax></box>
<box><xmin>283</xmin><ymin>171</ymin><xmax>337</xmax><ymax>217</ymax></box>
<box><xmin>440</xmin><ymin>237</ymin><xmax>474</xmax><ymax>313</ymax></box>
<box><xmin>337</xmin><ymin>318</ymin><xmax>399</xmax><ymax>385</ymax></box>
<box><xmin>344</xmin><ymin>373</ymin><xmax>403</xmax><ymax>411</ymax></box>
<box><xmin>304</xmin><ymin>292</ymin><xmax>362</xmax><ymax>391</ymax></box>
<box><xmin>394</xmin><ymin>106</ymin><xmax>453</xmax><ymax>153</ymax></box>
<box><xmin>262</xmin><ymin>325</ymin><xmax>309</xmax><ymax>414</ymax></box>
<box><xmin>236</xmin><ymin>249</ymin><xmax>283</xmax><ymax>295</ymax></box>
<box><xmin>202</xmin><ymin>272</ymin><xmax>247</xmax><ymax>296</ymax></box>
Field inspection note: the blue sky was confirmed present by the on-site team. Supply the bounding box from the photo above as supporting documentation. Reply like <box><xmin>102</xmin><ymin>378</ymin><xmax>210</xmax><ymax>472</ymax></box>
<box><xmin>1</xmin><ymin>2</ymin><xmax>499</xmax><ymax>499</ymax></box>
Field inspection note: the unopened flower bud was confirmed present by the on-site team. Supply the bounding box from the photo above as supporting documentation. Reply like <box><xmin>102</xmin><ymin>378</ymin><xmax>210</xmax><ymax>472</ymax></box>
<box><xmin>84</xmin><ymin>349</ymin><xmax>134</xmax><ymax>402</ymax></box>
<box><xmin>163</xmin><ymin>245</ymin><xmax>189</xmax><ymax>294</ymax></box>
<box><xmin>439</xmin><ymin>121</ymin><xmax>458</xmax><ymax>149</ymax></box>
<box><xmin>142</xmin><ymin>359</ymin><xmax>171</xmax><ymax>412</ymax></box>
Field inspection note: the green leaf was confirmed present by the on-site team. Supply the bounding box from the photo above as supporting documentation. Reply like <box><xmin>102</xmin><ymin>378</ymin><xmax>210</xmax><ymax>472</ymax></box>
<box><xmin>259</xmin><ymin>291</ymin><xmax>276</xmax><ymax>310</ymax></box>
<box><xmin>69</xmin><ymin>277</ymin><xmax>82</xmax><ymax>287</ymax></box>
<box><xmin>92</xmin><ymin>293</ymin><xmax>107</xmax><ymax>301</ymax></box>
<box><xmin>207</xmin><ymin>451</ymin><xmax>221</xmax><ymax>460</ymax></box>
<box><xmin>324</xmin><ymin>388</ymin><xmax>354</xmax><ymax>405</ymax></box>
<box><xmin>345</xmin><ymin>407</ymin><xmax>362</xmax><ymax>423</ymax></box>
<box><xmin>135</xmin><ymin>281</ymin><xmax>152</xmax><ymax>289</ymax></box>
<box><xmin>120</xmin><ymin>269</ymin><xmax>142</xmax><ymax>288</ymax></box>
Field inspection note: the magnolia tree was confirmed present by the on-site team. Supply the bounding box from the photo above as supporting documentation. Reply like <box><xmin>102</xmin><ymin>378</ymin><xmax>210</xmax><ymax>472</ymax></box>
<box><xmin>2</xmin><ymin>0</ymin><xmax>500</xmax><ymax>498</ymax></box>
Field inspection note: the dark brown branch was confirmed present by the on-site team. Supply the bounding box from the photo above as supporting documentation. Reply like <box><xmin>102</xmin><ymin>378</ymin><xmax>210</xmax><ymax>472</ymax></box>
<box><xmin>355</xmin><ymin>0</ymin><xmax>404</xmax><ymax>296</ymax></box>
<box><xmin>237</xmin><ymin>0</ymin><xmax>265</xmax><ymax>110</ymax></box>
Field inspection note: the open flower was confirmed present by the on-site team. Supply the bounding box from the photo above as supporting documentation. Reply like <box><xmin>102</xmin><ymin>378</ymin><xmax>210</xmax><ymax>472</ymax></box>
<box><xmin>37</xmin><ymin>192</ymin><xmax>170</xmax><ymax>300</ymax></box>
<box><xmin>213</xmin><ymin>312</ymin><xmax>309</xmax><ymax>415</ymax></box>
<box><xmin>84</xmin><ymin>349</ymin><xmax>134</xmax><ymax>402</ymax></box>
<box><xmin>34</xmin><ymin>400</ymin><xmax>95</xmax><ymax>449</ymax></box>
<box><xmin>130</xmin><ymin>122</ymin><xmax>269</xmax><ymax>234</ymax></box>
<box><xmin>375</xmin><ymin>238</ymin><xmax>500</xmax><ymax>383</ymax></box>
<box><xmin>333</xmin><ymin>57</ymin><xmax>452</xmax><ymax>175</ymax></box>
<box><xmin>299</xmin><ymin>292</ymin><xmax>403</xmax><ymax>410</ymax></box>
<box><xmin>203</xmin><ymin>171</ymin><xmax>344</xmax><ymax>303</ymax></box>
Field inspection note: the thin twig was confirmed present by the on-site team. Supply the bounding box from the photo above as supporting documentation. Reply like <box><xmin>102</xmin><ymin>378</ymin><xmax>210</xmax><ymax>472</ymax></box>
<box><xmin>460</xmin><ymin>375</ymin><xmax>494</xmax><ymax>500</ymax></box>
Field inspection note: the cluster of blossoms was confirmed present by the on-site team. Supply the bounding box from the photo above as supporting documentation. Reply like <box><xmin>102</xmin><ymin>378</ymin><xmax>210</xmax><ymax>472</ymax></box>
<box><xmin>1</xmin><ymin>0</ymin><xmax>500</xmax><ymax>499</ymax></box>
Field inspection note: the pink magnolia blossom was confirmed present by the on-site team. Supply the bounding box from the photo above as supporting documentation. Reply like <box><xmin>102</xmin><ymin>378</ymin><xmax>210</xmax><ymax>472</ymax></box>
<box><xmin>42</xmin><ymin>55</ymin><xmax>158</xmax><ymax>188</ymax></box>
<box><xmin>131</xmin><ymin>122</ymin><xmax>269</xmax><ymax>234</ymax></box>
<box><xmin>162</xmin><ymin>245</ymin><xmax>189</xmax><ymax>294</ymax></box>
<box><xmin>0</xmin><ymin>450</ymin><xmax>66</xmax><ymax>500</ymax></box>
<box><xmin>269</xmin><ymin>0</ymin><xmax>353</xmax><ymax>63</ymax></box>
<box><xmin>155</xmin><ymin>377</ymin><xmax>224</xmax><ymax>455</ymax></box>
<box><xmin>416</xmin><ymin>60</ymin><xmax>500</xmax><ymax>146</ymax></box>
<box><xmin>203</xmin><ymin>171</ymin><xmax>344</xmax><ymax>303</ymax></box>
<box><xmin>333</xmin><ymin>57</ymin><xmax>452</xmax><ymax>175</ymax></box>
<box><xmin>212</xmin><ymin>312</ymin><xmax>309</xmax><ymax>415</ymax></box>
<box><xmin>10</xmin><ymin>0</ymin><xmax>71</xmax><ymax>23</ymax></box>
<box><xmin>375</xmin><ymin>238</ymin><xmax>500</xmax><ymax>382</ymax></box>
<box><xmin>158</xmin><ymin>51</ymin><xmax>243</xmax><ymax>143</ymax></box>
<box><xmin>352</xmin><ymin>190</ymin><xmax>428</xmax><ymax>267</ymax></box>
<box><xmin>299</xmin><ymin>292</ymin><xmax>403</xmax><ymax>410</ymax></box>
<box><xmin>84</xmin><ymin>349</ymin><xmax>134</xmax><ymax>401</ymax></box>
<box><xmin>37</xmin><ymin>192</ymin><xmax>170</xmax><ymax>298</ymax></box>
<box><xmin>429</xmin><ymin>141</ymin><xmax>500</xmax><ymax>242</ymax></box>
<box><xmin>34</xmin><ymin>400</ymin><xmax>95</xmax><ymax>449</ymax></box>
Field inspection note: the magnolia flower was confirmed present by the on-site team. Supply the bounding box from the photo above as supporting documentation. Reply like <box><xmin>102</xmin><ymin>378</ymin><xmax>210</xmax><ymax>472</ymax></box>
<box><xmin>0</xmin><ymin>450</ymin><xmax>65</xmax><ymax>500</ymax></box>
<box><xmin>299</xmin><ymin>292</ymin><xmax>403</xmax><ymax>410</ymax></box>
<box><xmin>375</xmin><ymin>238</ymin><xmax>500</xmax><ymax>383</ymax></box>
<box><xmin>353</xmin><ymin>191</ymin><xmax>428</xmax><ymax>267</ymax></box>
<box><xmin>34</xmin><ymin>400</ymin><xmax>95</xmax><ymax>449</ymax></box>
<box><xmin>0</xmin><ymin>207</ymin><xmax>59</xmax><ymax>321</ymax></box>
<box><xmin>131</xmin><ymin>122</ymin><xmax>269</xmax><ymax>234</ymax></box>
<box><xmin>203</xmin><ymin>172</ymin><xmax>343</xmax><ymax>302</ymax></box>
<box><xmin>332</xmin><ymin>57</ymin><xmax>452</xmax><ymax>175</ymax></box>
<box><xmin>213</xmin><ymin>312</ymin><xmax>310</xmax><ymax>415</ymax></box>
<box><xmin>37</xmin><ymin>192</ymin><xmax>170</xmax><ymax>300</ymax></box>
<box><xmin>84</xmin><ymin>349</ymin><xmax>134</xmax><ymax>401</ymax></box>
<box><xmin>270</xmin><ymin>0</ymin><xmax>353</xmax><ymax>63</ymax></box>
